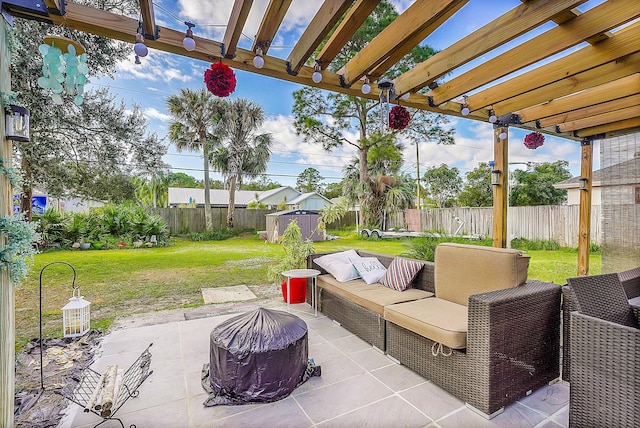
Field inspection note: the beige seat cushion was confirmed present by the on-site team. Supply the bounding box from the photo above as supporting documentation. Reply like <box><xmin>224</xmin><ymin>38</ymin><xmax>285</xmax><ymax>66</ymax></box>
<box><xmin>317</xmin><ymin>274</ymin><xmax>433</xmax><ymax>315</ymax></box>
<box><xmin>434</xmin><ymin>243</ymin><xmax>530</xmax><ymax>306</ymax></box>
<box><xmin>385</xmin><ymin>298</ymin><xmax>468</xmax><ymax>349</ymax></box>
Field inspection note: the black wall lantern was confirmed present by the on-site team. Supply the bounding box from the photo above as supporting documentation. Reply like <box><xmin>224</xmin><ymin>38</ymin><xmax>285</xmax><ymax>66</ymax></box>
<box><xmin>5</xmin><ymin>105</ymin><xmax>30</xmax><ymax>142</ymax></box>
<box><xmin>578</xmin><ymin>177</ymin><xmax>588</xmax><ymax>191</ymax></box>
<box><xmin>491</xmin><ymin>170</ymin><xmax>501</xmax><ymax>186</ymax></box>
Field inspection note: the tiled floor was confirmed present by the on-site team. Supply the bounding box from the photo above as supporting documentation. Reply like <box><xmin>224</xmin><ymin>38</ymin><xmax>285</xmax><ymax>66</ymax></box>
<box><xmin>60</xmin><ymin>302</ymin><xmax>570</xmax><ymax>428</ymax></box>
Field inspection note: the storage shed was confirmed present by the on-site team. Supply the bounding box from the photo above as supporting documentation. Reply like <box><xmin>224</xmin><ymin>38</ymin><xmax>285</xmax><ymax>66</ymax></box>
<box><xmin>266</xmin><ymin>210</ymin><xmax>324</xmax><ymax>243</ymax></box>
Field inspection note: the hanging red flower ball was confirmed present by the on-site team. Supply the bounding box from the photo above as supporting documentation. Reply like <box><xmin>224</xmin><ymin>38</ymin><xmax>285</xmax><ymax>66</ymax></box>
<box><xmin>524</xmin><ymin>131</ymin><xmax>545</xmax><ymax>150</ymax></box>
<box><xmin>389</xmin><ymin>105</ymin><xmax>410</xmax><ymax>130</ymax></box>
<box><xmin>204</xmin><ymin>62</ymin><xmax>236</xmax><ymax>97</ymax></box>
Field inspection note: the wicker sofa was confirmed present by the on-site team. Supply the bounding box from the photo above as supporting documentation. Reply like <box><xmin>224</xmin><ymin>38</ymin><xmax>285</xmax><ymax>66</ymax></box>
<box><xmin>307</xmin><ymin>243</ymin><xmax>561</xmax><ymax>417</ymax></box>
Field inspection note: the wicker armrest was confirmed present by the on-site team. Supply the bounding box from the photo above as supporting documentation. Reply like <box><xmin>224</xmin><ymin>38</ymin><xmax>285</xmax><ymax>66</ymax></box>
<box><xmin>467</xmin><ymin>281</ymin><xmax>561</xmax><ymax>356</ymax></box>
<box><xmin>569</xmin><ymin>311</ymin><xmax>640</xmax><ymax>427</ymax></box>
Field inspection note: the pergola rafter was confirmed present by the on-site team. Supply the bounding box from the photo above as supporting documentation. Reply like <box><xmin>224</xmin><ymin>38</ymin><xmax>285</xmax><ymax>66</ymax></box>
<box><xmin>338</xmin><ymin>0</ymin><xmax>466</xmax><ymax>87</ymax></box>
<box><xmin>285</xmin><ymin>0</ymin><xmax>353</xmax><ymax>74</ymax></box>
<box><xmin>252</xmin><ymin>0</ymin><xmax>292</xmax><ymax>54</ymax></box>
<box><xmin>222</xmin><ymin>0</ymin><xmax>254</xmax><ymax>58</ymax></box>
<box><xmin>393</xmin><ymin>0</ymin><xmax>587</xmax><ymax>95</ymax></box>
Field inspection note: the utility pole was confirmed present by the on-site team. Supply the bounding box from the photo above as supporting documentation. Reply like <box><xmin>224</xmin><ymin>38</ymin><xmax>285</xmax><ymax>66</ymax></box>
<box><xmin>415</xmin><ymin>142</ymin><xmax>421</xmax><ymax>231</ymax></box>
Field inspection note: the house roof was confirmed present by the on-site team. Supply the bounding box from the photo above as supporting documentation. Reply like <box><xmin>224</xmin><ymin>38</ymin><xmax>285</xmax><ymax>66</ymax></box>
<box><xmin>266</xmin><ymin>209</ymin><xmax>321</xmax><ymax>217</ymax></box>
<box><xmin>288</xmin><ymin>192</ymin><xmax>331</xmax><ymax>205</ymax></box>
<box><xmin>255</xmin><ymin>186</ymin><xmax>299</xmax><ymax>203</ymax></box>
<box><xmin>555</xmin><ymin>157</ymin><xmax>640</xmax><ymax>189</ymax></box>
<box><xmin>168</xmin><ymin>188</ymin><xmax>259</xmax><ymax>206</ymax></box>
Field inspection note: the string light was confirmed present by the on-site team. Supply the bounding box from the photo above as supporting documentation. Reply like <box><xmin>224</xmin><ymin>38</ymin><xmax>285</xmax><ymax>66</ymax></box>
<box><xmin>312</xmin><ymin>61</ymin><xmax>322</xmax><ymax>83</ymax></box>
<box><xmin>182</xmin><ymin>22</ymin><xmax>196</xmax><ymax>51</ymax></box>
<box><xmin>361</xmin><ymin>76</ymin><xmax>370</xmax><ymax>94</ymax></box>
<box><xmin>488</xmin><ymin>109</ymin><xmax>497</xmax><ymax>123</ymax></box>
<box><xmin>134</xmin><ymin>22</ymin><xmax>148</xmax><ymax>58</ymax></box>
<box><xmin>460</xmin><ymin>95</ymin><xmax>470</xmax><ymax>116</ymax></box>
<box><xmin>253</xmin><ymin>45</ymin><xmax>264</xmax><ymax>69</ymax></box>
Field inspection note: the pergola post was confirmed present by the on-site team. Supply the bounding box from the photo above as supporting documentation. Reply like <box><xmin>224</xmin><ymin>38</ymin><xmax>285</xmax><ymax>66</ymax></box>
<box><xmin>492</xmin><ymin>126</ymin><xmax>509</xmax><ymax>248</ymax></box>
<box><xmin>577</xmin><ymin>139</ymin><xmax>593</xmax><ymax>276</ymax></box>
<box><xmin>0</xmin><ymin>17</ymin><xmax>15</xmax><ymax>428</ymax></box>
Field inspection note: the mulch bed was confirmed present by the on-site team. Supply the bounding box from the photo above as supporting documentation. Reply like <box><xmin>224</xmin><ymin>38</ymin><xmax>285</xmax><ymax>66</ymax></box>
<box><xmin>14</xmin><ymin>330</ymin><xmax>104</xmax><ymax>428</ymax></box>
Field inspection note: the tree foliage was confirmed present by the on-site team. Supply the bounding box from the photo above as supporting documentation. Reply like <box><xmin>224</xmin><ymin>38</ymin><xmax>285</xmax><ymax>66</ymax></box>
<box><xmin>10</xmin><ymin>18</ymin><xmax>165</xmax><ymax>218</ymax></box>
<box><xmin>422</xmin><ymin>164</ymin><xmax>462</xmax><ymax>208</ymax></box>
<box><xmin>296</xmin><ymin>167</ymin><xmax>325</xmax><ymax>194</ymax></box>
<box><xmin>291</xmin><ymin>0</ymin><xmax>454</xmax><ymax>225</ymax></box>
<box><xmin>457</xmin><ymin>162</ymin><xmax>493</xmax><ymax>207</ymax></box>
<box><xmin>167</xmin><ymin>88</ymin><xmax>223</xmax><ymax>231</ymax></box>
<box><xmin>510</xmin><ymin>161</ymin><xmax>572</xmax><ymax>206</ymax></box>
<box><xmin>210</xmin><ymin>98</ymin><xmax>272</xmax><ymax>228</ymax></box>
<box><xmin>168</xmin><ymin>172</ymin><xmax>202</xmax><ymax>188</ymax></box>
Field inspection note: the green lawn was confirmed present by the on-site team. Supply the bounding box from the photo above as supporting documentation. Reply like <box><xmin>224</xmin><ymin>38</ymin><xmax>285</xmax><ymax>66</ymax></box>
<box><xmin>16</xmin><ymin>232</ymin><xmax>600</xmax><ymax>350</ymax></box>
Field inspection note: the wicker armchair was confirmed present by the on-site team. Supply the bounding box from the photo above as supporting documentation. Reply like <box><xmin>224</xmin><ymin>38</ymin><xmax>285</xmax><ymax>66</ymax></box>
<box><xmin>567</xmin><ymin>273</ymin><xmax>640</xmax><ymax>427</ymax></box>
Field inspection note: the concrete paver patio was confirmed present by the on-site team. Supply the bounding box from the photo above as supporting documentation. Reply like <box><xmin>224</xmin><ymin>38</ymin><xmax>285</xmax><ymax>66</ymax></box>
<box><xmin>60</xmin><ymin>302</ymin><xmax>570</xmax><ymax>428</ymax></box>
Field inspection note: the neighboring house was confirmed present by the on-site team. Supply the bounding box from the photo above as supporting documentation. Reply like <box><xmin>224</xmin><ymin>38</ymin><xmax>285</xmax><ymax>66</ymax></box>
<box><xmin>288</xmin><ymin>192</ymin><xmax>332</xmax><ymax>210</ymax></box>
<box><xmin>13</xmin><ymin>190</ymin><xmax>104</xmax><ymax>214</ymax></box>
<box><xmin>250</xmin><ymin>186</ymin><xmax>333</xmax><ymax>211</ymax></box>
<box><xmin>252</xmin><ymin>186</ymin><xmax>300</xmax><ymax>209</ymax></box>
<box><xmin>168</xmin><ymin>187</ymin><xmax>260</xmax><ymax>208</ymax></box>
<box><xmin>554</xmin><ymin>157</ymin><xmax>640</xmax><ymax>206</ymax></box>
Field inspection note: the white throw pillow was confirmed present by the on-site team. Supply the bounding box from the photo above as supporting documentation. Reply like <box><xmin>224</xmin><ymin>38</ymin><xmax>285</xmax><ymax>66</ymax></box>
<box><xmin>314</xmin><ymin>249</ymin><xmax>362</xmax><ymax>282</ymax></box>
<box><xmin>351</xmin><ymin>257</ymin><xmax>387</xmax><ymax>284</ymax></box>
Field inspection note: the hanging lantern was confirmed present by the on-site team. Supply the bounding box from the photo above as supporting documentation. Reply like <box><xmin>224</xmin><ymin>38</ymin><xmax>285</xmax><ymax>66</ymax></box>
<box><xmin>5</xmin><ymin>105</ymin><xmax>30</xmax><ymax>141</ymax></box>
<box><xmin>38</xmin><ymin>36</ymin><xmax>88</xmax><ymax>106</ymax></box>
<box><xmin>62</xmin><ymin>287</ymin><xmax>91</xmax><ymax>338</ymax></box>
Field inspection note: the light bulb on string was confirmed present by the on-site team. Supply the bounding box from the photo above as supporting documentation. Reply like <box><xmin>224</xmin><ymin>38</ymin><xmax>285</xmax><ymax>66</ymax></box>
<box><xmin>312</xmin><ymin>61</ymin><xmax>322</xmax><ymax>83</ymax></box>
<box><xmin>134</xmin><ymin>22</ymin><xmax>148</xmax><ymax>57</ymax></box>
<box><xmin>489</xmin><ymin>109</ymin><xmax>498</xmax><ymax>123</ymax></box>
<box><xmin>460</xmin><ymin>95</ymin><xmax>470</xmax><ymax>116</ymax></box>
<box><xmin>183</xmin><ymin>22</ymin><xmax>196</xmax><ymax>51</ymax></box>
<box><xmin>499</xmin><ymin>130</ymin><xmax>508</xmax><ymax>140</ymax></box>
<box><xmin>253</xmin><ymin>46</ymin><xmax>264</xmax><ymax>69</ymax></box>
<box><xmin>361</xmin><ymin>76</ymin><xmax>371</xmax><ymax>94</ymax></box>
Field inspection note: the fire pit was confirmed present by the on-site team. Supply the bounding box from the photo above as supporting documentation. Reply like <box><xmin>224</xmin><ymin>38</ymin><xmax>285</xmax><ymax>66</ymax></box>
<box><xmin>202</xmin><ymin>308</ymin><xmax>320</xmax><ymax>406</ymax></box>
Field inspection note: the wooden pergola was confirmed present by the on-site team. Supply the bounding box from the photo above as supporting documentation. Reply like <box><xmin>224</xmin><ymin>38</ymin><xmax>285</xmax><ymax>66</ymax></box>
<box><xmin>1</xmin><ymin>0</ymin><xmax>639</xmax><ymax>424</ymax></box>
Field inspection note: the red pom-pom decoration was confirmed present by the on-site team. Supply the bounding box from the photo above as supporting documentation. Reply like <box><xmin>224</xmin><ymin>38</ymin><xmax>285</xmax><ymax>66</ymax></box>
<box><xmin>524</xmin><ymin>132</ymin><xmax>545</xmax><ymax>150</ymax></box>
<box><xmin>204</xmin><ymin>62</ymin><xmax>236</xmax><ymax>97</ymax></box>
<box><xmin>389</xmin><ymin>105</ymin><xmax>410</xmax><ymax>130</ymax></box>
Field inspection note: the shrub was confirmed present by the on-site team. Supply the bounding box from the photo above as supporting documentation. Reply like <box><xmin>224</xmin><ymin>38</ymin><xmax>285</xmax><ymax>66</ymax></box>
<box><xmin>189</xmin><ymin>228</ymin><xmax>245</xmax><ymax>241</ymax></box>
<box><xmin>404</xmin><ymin>236</ymin><xmax>492</xmax><ymax>262</ymax></box>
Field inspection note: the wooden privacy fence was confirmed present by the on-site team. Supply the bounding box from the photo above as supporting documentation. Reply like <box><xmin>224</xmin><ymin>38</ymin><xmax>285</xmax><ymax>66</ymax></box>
<box><xmin>149</xmin><ymin>205</ymin><xmax>602</xmax><ymax>247</ymax></box>
<box><xmin>390</xmin><ymin>205</ymin><xmax>602</xmax><ymax>247</ymax></box>
<box><xmin>148</xmin><ymin>208</ymin><xmax>274</xmax><ymax>234</ymax></box>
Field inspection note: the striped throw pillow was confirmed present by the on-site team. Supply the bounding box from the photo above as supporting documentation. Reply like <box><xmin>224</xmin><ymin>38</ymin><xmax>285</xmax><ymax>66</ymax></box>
<box><xmin>380</xmin><ymin>257</ymin><xmax>424</xmax><ymax>291</ymax></box>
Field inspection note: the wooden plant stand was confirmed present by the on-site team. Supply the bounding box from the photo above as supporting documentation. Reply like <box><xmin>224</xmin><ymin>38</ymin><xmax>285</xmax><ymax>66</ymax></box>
<box><xmin>59</xmin><ymin>343</ymin><xmax>154</xmax><ymax>428</ymax></box>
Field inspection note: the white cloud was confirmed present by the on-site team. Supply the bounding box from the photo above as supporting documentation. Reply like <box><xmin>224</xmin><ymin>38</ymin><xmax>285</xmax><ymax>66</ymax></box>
<box><xmin>143</xmin><ymin>107</ymin><xmax>172</xmax><ymax>122</ymax></box>
<box><xmin>117</xmin><ymin>50</ymin><xmax>193</xmax><ymax>84</ymax></box>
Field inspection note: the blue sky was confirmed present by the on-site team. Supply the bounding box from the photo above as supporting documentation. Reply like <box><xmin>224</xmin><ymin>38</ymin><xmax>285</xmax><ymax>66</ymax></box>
<box><xmin>88</xmin><ymin>0</ymin><xmax>607</xmax><ymax>187</ymax></box>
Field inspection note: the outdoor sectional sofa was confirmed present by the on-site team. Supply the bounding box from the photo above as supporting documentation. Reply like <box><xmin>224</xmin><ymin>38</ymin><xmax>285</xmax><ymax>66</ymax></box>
<box><xmin>307</xmin><ymin>243</ymin><xmax>561</xmax><ymax>417</ymax></box>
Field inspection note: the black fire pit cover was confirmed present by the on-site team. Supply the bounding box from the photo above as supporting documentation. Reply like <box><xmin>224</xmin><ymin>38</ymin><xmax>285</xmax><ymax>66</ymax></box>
<box><xmin>202</xmin><ymin>308</ymin><xmax>320</xmax><ymax>406</ymax></box>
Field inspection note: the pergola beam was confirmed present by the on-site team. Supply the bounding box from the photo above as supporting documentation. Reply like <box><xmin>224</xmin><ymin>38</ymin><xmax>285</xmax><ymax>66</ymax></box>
<box><xmin>366</xmin><ymin>0</ymin><xmax>465</xmax><ymax>80</ymax></box>
<box><xmin>339</xmin><ymin>0</ymin><xmax>466</xmax><ymax>87</ymax></box>
<box><xmin>576</xmin><ymin>117</ymin><xmax>640</xmax><ymax>138</ymax></box>
<box><xmin>252</xmin><ymin>0</ymin><xmax>292</xmax><ymax>54</ymax></box>
<box><xmin>223</xmin><ymin>0</ymin><xmax>254</xmax><ymax>58</ymax></box>
<box><xmin>286</xmin><ymin>0</ymin><xmax>353</xmax><ymax>75</ymax></box>
<box><xmin>558</xmin><ymin>105</ymin><xmax>640</xmax><ymax>133</ymax></box>
<box><xmin>138</xmin><ymin>0</ymin><xmax>157</xmax><ymax>39</ymax></box>
<box><xmin>490</xmin><ymin>50</ymin><xmax>640</xmax><ymax>117</ymax></box>
<box><xmin>469</xmin><ymin>23</ymin><xmax>640</xmax><ymax>114</ymax></box>
<box><xmin>517</xmin><ymin>74</ymin><xmax>640</xmax><ymax>123</ymax></box>
<box><xmin>430</xmin><ymin>0</ymin><xmax>640</xmax><ymax>106</ymax></box>
<box><xmin>540</xmin><ymin>96</ymin><xmax>640</xmax><ymax>130</ymax></box>
<box><xmin>394</xmin><ymin>0</ymin><xmax>586</xmax><ymax>95</ymax></box>
<box><xmin>316</xmin><ymin>0</ymin><xmax>380</xmax><ymax>69</ymax></box>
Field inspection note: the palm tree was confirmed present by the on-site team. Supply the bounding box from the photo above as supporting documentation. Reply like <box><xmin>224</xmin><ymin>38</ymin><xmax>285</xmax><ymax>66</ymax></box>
<box><xmin>343</xmin><ymin>132</ymin><xmax>414</xmax><ymax>228</ymax></box>
<box><xmin>211</xmin><ymin>99</ymin><xmax>272</xmax><ymax>228</ymax></box>
<box><xmin>166</xmin><ymin>88</ymin><xmax>223</xmax><ymax>231</ymax></box>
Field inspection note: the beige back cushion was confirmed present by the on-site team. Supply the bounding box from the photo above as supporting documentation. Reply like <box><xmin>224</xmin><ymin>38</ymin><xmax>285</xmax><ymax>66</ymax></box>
<box><xmin>434</xmin><ymin>243</ymin><xmax>530</xmax><ymax>306</ymax></box>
